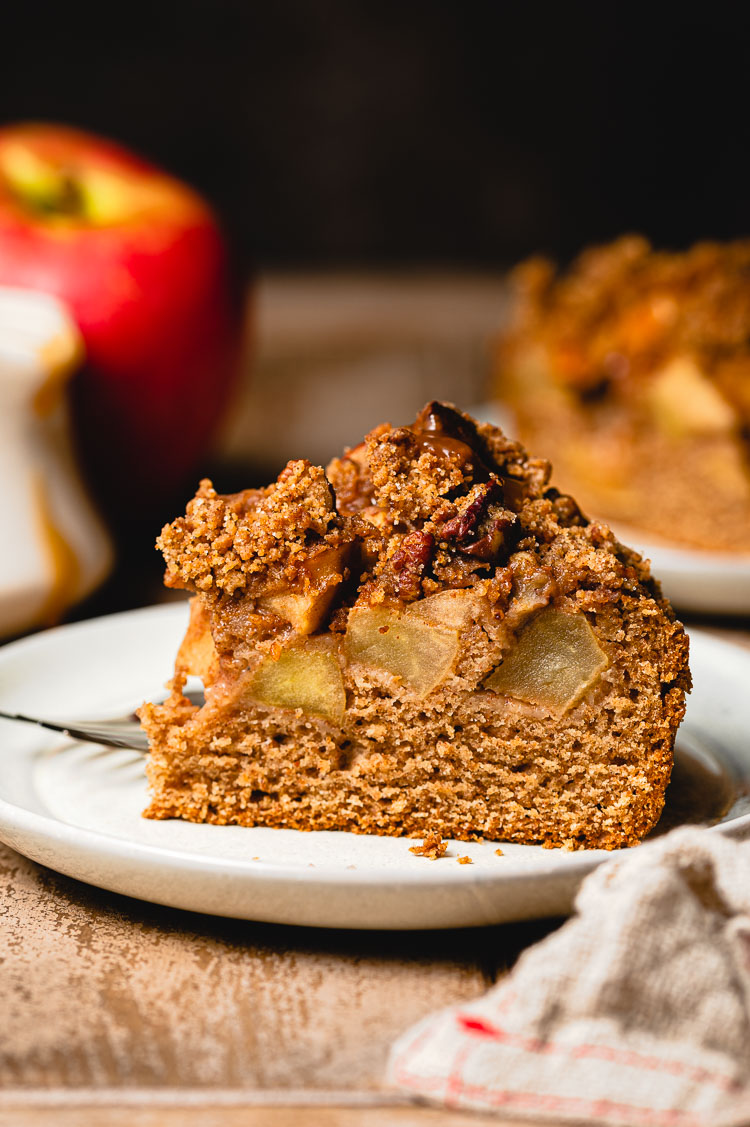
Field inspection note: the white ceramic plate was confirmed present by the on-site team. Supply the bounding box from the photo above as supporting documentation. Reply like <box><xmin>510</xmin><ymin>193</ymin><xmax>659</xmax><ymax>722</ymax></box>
<box><xmin>469</xmin><ymin>402</ymin><xmax>750</xmax><ymax>615</ymax></box>
<box><xmin>0</xmin><ymin>604</ymin><xmax>748</xmax><ymax>930</ymax></box>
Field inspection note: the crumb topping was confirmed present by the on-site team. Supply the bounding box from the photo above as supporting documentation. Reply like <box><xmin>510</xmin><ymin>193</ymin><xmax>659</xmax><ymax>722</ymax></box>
<box><xmin>327</xmin><ymin>434</ymin><xmax>382</xmax><ymax>518</ymax></box>
<box><xmin>352</xmin><ymin>402</ymin><xmax>594</xmax><ymax>606</ymax></box>
<box><xmin>158</xmin><ymin>462</ymin><xmax>342</xmax><ymax>596</ymax></box>
<box><xmin>157</xmin><ymin>402</ymin><xmax>658</xmax><ymax>631</ymax></box>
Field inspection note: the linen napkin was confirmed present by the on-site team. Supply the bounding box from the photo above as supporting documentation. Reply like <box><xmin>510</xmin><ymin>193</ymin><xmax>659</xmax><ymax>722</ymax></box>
<box><xmin>387</xmin><ymin>827</ymin><xmax>750</xmax><ymax>1126</ymax></box>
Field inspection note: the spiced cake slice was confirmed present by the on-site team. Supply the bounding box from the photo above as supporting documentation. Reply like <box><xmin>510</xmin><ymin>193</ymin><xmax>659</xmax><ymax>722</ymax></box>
<box><xmin>140</xmin><ymin>402</ymin><xmax>690</xmax><ymax>850</ymax></box>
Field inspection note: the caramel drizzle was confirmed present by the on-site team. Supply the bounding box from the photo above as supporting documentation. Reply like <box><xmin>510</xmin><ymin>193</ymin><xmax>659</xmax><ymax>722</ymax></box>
<box><xmin>411</xmin><ymin>401</ymin><xmax>524</xmax><ymax>510</ymax></box>
<box><xmin>32</xmin><ymin>473</ymin><xmax>80</xmax><ymax>627</ymax></box>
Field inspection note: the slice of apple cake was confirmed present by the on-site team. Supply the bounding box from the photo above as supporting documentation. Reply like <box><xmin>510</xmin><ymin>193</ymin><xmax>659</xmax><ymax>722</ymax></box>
<box><xmin>140</xmin><ymin>402</ymin><xmax>690</xmax><ymax>849</ymax></box>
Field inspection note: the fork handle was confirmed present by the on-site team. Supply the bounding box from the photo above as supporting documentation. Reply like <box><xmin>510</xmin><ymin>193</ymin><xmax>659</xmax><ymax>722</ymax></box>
<box><xmin>0</xmin><ymin>710</ymin><xmax>149</xmax><ymax>752</ymax></box>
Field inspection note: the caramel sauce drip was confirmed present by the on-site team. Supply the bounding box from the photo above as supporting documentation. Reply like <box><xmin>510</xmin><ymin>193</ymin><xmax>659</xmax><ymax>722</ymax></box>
<box><xmin>334</xmin><ymin>402</ymin><xmax>527</xmax><ymax>519</ymax></box>
<box><xmin>33</xmin><ymin>331</ymin><xmax>84</xmax><ymax>417</ymax></box>
<box><xmin>412</xmin><ymin>402</ymin><xmax>481</xmax><ymax>467</ymax></box>
<box><xmin>413</xmin><ymin>432</ymin><xmax>477</xmax><ymax>462</ymax></box>
<box><xmin>33</xmin><ymin>473</ymin><xmax>80</xmax><ymax>626</ymax></box>
<box><xmin>335</xmin><ymin>484</ymin><xmax>377</xmax><ymax>515</ymax></box>
<box><xmin>32</xmin><ymin>371</ymin><xmax>68</xmax><ymax>418</ymax></box>
<box><xmin>411</xmin><ymin>401</ymin><xmax>524</xmax><ymax>508</ymax></box>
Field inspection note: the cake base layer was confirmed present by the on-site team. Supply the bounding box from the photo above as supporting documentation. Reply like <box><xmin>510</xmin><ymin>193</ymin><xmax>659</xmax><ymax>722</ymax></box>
<box><xmin>144</xmin><ymin>742</ymin><xmax>672</xmax><ymax>851</ymax></box>
<box><xmin>142</xmin><ymin>597</ymin><xmax>687</xmax><ymax>851</ymax></box>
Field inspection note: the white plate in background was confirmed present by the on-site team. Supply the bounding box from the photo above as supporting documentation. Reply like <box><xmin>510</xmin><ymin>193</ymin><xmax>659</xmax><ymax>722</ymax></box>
<box><xmin>0</xmin><ymin>604</ymin><xmax>747</xmax><ymax>930</ymax></box>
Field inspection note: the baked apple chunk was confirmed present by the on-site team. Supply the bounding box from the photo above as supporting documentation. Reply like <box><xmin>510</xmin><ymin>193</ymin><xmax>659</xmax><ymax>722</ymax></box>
<box><xmin>346</xmin><ymin>605</ymin><xmax>459</xmax><ymax>697</ymax></box>
<box><xmin>258</xmin><ymin>545</ymin><xmax>350</xmax><ymax>634</ymax></box>
<box><xmin>248</xmin><ymin>637</ymin><xmax>345</xmax><ymax>724</ymax></box>
<box><xmin>485</xmin><ymin>607</ymin><xmax>608</xmax><ymax>716</ymax></box>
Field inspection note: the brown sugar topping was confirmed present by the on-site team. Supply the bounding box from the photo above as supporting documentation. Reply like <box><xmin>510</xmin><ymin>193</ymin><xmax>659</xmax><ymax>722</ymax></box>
<box><xmin>157</xmin><ymin>461</ymin><xmax>344</xmax><ymax>597</ymax></box>
<box><xmin>160</xmin><ymin>402</ymin><xmax>590</xmax><ymax>618</ymax></box>
<box><xmin>351</xmin><ymin>402</ymin><xmax>587</xmax><ymax>606</ymax></box>
<box><xmin>157</xmin><ymin>402</ymin><xmax>658</xmax><ymax>633</ymax></box>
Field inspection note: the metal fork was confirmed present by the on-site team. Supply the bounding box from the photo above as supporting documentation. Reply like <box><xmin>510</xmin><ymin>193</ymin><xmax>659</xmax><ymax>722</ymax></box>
<box><xmin>0</xmin><ymin>692</ymin><xmax>205</xmax><ymax>752</ymax></box>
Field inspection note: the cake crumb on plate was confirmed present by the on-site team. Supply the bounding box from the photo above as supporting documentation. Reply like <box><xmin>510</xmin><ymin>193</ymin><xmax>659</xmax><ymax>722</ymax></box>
<box><xmin>410</xmin><ymin>833</ymin><xmax>448</xmax><ymax>859</ymax></box>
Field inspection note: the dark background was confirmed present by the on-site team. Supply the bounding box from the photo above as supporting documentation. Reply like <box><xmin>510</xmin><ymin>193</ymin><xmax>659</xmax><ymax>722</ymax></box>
<box><xmin>3</xmin><ymin>2</ymin><xmax>749</xmax><ymax>271</ymax></box>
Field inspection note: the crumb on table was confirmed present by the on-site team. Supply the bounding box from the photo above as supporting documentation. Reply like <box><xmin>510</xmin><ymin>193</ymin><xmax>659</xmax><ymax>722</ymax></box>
<box><xmin>457</xmin><ymin>855</ymin><xmax>473</xmax><ymax>865</ymax></box>
<box><xmin>495</xmin><ymin>848</ymin><xmax>504</xmax><ymax>857</ymax></box>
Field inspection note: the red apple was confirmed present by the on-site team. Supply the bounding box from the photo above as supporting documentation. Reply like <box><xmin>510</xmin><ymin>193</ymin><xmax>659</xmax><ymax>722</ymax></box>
<box><xmin>0</xmin><ymin>122</ymin><xmax>238</xmax><ymax>507</ymax></box>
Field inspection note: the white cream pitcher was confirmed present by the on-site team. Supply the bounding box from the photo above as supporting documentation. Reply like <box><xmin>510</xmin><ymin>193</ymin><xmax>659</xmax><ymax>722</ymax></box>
<box><xmin>0</xmin><ymin>287</ymin><xmax>113</xmax><ymax>637</ymax></box>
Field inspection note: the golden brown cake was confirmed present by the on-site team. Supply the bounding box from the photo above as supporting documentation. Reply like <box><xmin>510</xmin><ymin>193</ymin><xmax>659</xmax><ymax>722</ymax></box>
<box><xmin>495</xmin><ymin>236</ymin><xmax>750</xmax><ymax>552</ymax></box>
<box><xmin>140</xmin><ymin>402</ymin><xmax>690</xmax><ymax>850</ymax></box>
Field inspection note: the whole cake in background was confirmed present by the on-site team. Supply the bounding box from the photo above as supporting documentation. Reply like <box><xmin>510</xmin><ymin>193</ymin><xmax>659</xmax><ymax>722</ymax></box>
<box><xmin>495</xmin><ymin>236</ymin><xmax>750</xmax><ymax>552</ymax></box>
<box><xmin>140</xmin><ymin>402</ymin><xmax>690</xmax><ymax>851</ymax></box>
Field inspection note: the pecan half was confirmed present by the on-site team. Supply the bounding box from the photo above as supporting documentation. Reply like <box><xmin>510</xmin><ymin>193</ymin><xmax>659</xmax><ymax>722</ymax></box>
<box><xmin>440</xmin><ymin>479</ymin><xmax>504</xmax><ymax>540</ymax></box>
<box><xmin>438</xmin><ymin>479</ymin><xmax>520</xmax><ymax>562</ymax></box>
<box><xmin>389</xmin><ymin>530</ymin><xmax>435</xmax><ymax>600</ymax></box>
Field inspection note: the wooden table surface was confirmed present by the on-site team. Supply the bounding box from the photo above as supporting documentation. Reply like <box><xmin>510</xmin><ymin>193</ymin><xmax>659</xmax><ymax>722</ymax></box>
<box><xmin>0</xmin><ymin>816</ymin><xmax>552</xmax><ymax>1127</ymax></box>
<box><xmin>0</xmin><ymin>620</ymin><xmax>747</xmax><ymax>1127</ymax></box>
